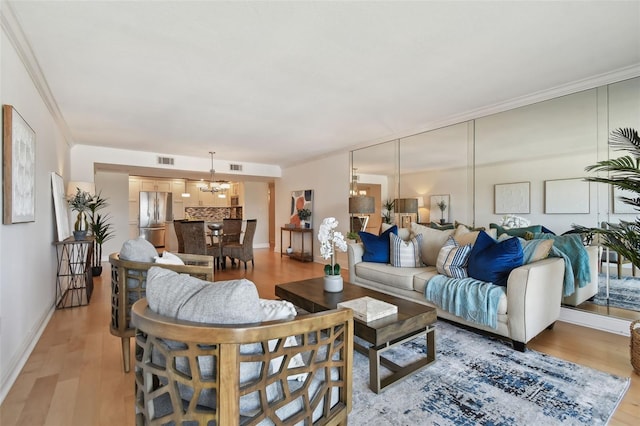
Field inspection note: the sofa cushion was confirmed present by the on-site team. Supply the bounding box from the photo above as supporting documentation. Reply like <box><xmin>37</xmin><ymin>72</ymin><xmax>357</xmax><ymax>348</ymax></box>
<box><xmin>520</xmin><ymin>238</ymin><xmax>554</xmax><ymax>264</ymax></box>
<box><xmin>413</xmin><ymin>268</ymin><xmax>440</xmax><ymax>294</ymax></box>
<box><xmin>390</xmin><ymin>232</ymin><xmax>423</xmax><ymax>267</ymax></box>
<box><xmin>410</xmin><ymin>222</ymin><xmax>455</xmax><ymax>266</ymax></box>
<box><xmin>154</xmin><ymin>251</ymin><xmax>184</xmax><ymax>265</ymax></box>
<box><xmin>429</xmin><ymin>222</ymin><xmax>455</xmax><ymax>230</ymax></box>
<box><xmin>467</xmin><ymin>231</ymin><xmax>524</xmax><ymax>287</ymax></box>
<box><xmin>146</xmin><ymin>267</ymin><xmax>264</xmax><ymax>324</ymax></box>
<box><xmin>359</xmin><ymin>225</ymin><xmax>397</xmax><ymax>263</ymax></box>
<box><xmin>355</xmin><ymin>262</ymin><xmax>425</xmax><ymax>291</ymax></box>
<box><xmin>120</xmin><ymin>237</ymin><xmax>158</xmax><ymax>262</ymax></box>
<box><xmin>454</xmin><ymin>225</ymin><xmax>498</xmax><ymax>246</ymax></box>
<box><xmin>436</xmin><ymin>237</ymin><xmax>472</xmax><ymax>278</ymax></box>
<box><xmin>381</xmin><ymin>223</ymin><xmax>410</xmax><ymax>240</ymax></box>
<box><xmin>489</xmin><ymin>223</ymin><xmax>543</xmax><ymax>239</ymax></box>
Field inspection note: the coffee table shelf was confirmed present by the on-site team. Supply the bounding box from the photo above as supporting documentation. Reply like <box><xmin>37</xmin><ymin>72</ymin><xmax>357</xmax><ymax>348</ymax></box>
<box><xmin>276</xmin><ymin>278</ymin><xmax>437</xmax><ymax>393</ymax></box>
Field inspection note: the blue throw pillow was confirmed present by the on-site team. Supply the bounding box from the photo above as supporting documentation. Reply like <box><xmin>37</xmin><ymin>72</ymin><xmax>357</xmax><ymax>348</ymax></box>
<box><xmin>467</xmin><ymin>231</ymin><xmax>524</xmax><ymax>287</ymax></box>
<box><xmin>359</xmin><ymin>225</ymin><xmax>397</xmax><ymax>263</ymax></box>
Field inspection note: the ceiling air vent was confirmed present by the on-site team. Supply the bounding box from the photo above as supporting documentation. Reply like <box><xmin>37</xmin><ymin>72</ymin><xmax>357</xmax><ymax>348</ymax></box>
<box><xmin>229</xmin><ymin>163</ymin><xmax>243</xmax><ymax>171</ymax></box>
<box><xmin>157</xmin><ymin>156</ymin><xmax>175</xmax><ymax>166</ymax></box>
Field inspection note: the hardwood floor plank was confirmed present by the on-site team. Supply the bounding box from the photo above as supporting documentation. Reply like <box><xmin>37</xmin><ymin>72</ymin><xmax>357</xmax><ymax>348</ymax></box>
<box><xmin>1</xmin><ymin>248</ymin><xmax>638</xmax><ymax>425</ymax></box>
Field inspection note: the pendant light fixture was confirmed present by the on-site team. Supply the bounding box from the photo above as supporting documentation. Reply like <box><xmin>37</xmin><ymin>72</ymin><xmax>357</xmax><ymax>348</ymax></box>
<box><xmin>199</xmin><ymin>151</ymin><xmax>231</xmax><ymax>193</ymax></box>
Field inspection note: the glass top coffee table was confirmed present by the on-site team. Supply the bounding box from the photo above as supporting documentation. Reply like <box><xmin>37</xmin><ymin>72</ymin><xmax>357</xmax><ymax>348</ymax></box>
<box><xmin>275</xmin><ymin>278</ymin><xmax>437</xmax><ymax>393</ymax></box>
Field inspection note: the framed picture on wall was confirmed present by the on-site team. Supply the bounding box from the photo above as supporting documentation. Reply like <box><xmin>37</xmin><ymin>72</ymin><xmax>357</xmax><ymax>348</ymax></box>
<box><xmin>429</xmin><ymin>194</ymin><xmax>450</xmax><ymax>224</ymax></box>
<box><xmin>3</xmin><ymin>105</ymin><xmax>36</xmax><ymax>224</ymax></box>
<box><xmin>544</xmin><ymin>178</ymin><xmax>590</xmax><ymax>214</ymax></box>
<box><xmin>290</xmin><ymin>189</ymin><xmax>313</xmax><ymax>228</ymax></box>
<box><xmin>494</xmin><ymin>182</ymin><xmax>530</xmax><ymax>214</ymax></box>
<box><xmin>613</xmin><ymin>187</ymin><xmax>637</xmax><ymax>214</ymax></box>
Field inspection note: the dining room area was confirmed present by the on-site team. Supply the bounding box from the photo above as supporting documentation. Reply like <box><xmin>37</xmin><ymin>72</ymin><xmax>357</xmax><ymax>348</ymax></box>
<box><xmin>173</xmin><ymin>217</ymin><xmax>257</xmax><ymax>270</ymax></box>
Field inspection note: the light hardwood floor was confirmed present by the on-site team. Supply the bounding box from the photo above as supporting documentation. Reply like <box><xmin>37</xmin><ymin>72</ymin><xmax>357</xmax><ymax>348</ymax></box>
<box><xmin>1</xmin><ymin>249</ymin><xmax>638</xmax><ymax>425</ymax></box>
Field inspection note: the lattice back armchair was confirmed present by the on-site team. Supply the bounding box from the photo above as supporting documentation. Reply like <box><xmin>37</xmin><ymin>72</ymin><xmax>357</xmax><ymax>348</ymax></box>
<box><xmin>131</xmin><ymin>299</ymin><xmax>353</xmax><ymax>425</ymax></box>
<box><xmin>109</xmin><ymin>252</ymin><xmax>214</xmax><ymax>372</ymax></box>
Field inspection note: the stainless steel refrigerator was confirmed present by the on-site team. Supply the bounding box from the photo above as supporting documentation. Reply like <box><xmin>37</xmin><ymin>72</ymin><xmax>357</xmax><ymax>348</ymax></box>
<box><xmin>139</xmin><ymin>191</ymin><xmax>172</xmax><ymax>247</ymax></box>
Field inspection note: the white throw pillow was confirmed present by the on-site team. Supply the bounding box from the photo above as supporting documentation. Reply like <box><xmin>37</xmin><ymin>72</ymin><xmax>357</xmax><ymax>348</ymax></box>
<box><xmin>260</xmin><ymin>299</ymin><xmax>297</xmax><ymax>321</ymax></box>
<box><xmin>410</xmin><ymin>222</ymin><xmax>455</xmax><ymax>266</ymax></box>
<box><xmin>154</xmin><ymin>251</ymin><xmax>185</xmax><ymax>265</ymax></box>
<box><xmin>381</xmin><ymin>222</ymin><xmax>411</xmax><ymax>241</ymax></box>
<box><xmin>390</xmin><ymin>232</ymin><xmax>423</xmax><ymax>267</ymax></box>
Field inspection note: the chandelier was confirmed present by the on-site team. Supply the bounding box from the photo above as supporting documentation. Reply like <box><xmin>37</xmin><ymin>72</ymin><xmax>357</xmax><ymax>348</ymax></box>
<box><xmin>199</xmin><ymin>151</ymin><xmax>231</xmax><ymax>194</ymax></box>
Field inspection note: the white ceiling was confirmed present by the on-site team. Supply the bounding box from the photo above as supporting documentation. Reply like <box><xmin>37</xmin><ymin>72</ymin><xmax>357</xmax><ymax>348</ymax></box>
<box><xmin>6</xmin><ymin>1</ymin><xmax>640</xmax><ymax>168</ymax></box>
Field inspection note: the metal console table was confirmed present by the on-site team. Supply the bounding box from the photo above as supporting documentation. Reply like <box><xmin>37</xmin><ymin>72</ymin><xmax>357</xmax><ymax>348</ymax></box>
<box><xmin>54</xmin><ymin>237</ymin><xmax>94</xmax><ymax>309</ymax></box>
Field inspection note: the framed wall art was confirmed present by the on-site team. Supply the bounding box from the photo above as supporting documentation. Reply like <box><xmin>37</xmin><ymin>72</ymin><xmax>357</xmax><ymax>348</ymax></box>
<box><xmin>544</xmin><ymin>178</ymin><xmax>590</xmax><ymax>214</ymax></box>
<box><xmin>494</xmin><ymin>182</ymin><xmax>530</xmax><ymax>214</ymax></box>
<box><xmin>429</xmin><ymin>194</ymin><xmax>450</xmax><ymax>224</ymax></box>
<box><xmin>613</xmin><ymin>187</ymin><xmax>637</xmax><ymax>214</ymax></box>
<box><xmin>3</xmin><ymin>105</ymin><xmax>36</xmax><ymax>224</ymax></box>
<box><xmin>290</xmin><ymin>189</ymin><xmax>313</xmax><ymax>228</ymax></box>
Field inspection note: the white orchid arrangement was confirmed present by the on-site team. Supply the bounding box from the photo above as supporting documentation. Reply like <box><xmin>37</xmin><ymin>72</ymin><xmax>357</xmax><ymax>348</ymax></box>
<box><xmin>318</xmin><ymin>217</ymin><xmax>348</xmax><ymax>276</ymax></box>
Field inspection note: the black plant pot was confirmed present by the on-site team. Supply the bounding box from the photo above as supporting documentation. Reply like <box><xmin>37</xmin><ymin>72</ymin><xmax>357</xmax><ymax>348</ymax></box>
<box><xmin>92</xmin><ymin>266</ymin><xmax>103</xmax><ymax>276</ymax></box>
<box><xmin>440</xmin><ymin>219</ymin><xmax>446</xmax><ymax>225</ymax></box>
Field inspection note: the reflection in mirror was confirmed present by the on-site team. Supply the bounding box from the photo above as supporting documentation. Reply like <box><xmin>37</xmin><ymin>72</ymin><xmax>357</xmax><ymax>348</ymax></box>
<box><xmin>351</xmin><ymin>140</ymin><xmax>398</xmax><ymax>234</ymax></box>
<box><xmin>399</xmin><ymin>121</ymin><xmax>474</xmax><ymax>227</ymax></box>
<box><xmin>349</xmin><ymin>76</ymin><xmax>640</xmax><ymax>322</ymax></box>
<box><xmin>576</xmin><ymin>76</ymin><xmax>640</xmax><ymax>320</ymax></box>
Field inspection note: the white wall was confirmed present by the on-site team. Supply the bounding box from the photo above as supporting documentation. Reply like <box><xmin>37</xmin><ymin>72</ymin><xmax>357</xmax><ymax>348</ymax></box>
<box><xmin>242</xmin><ymin>181</ymin><xmax>270</xmax><ymax>248</ymax></box>
<box><xmin>0</xmin><ymin>24</ymin><xmax>71</xmax><ymax>401</ymax></box>
<box><xmin>277</xmin><ymin>152</ymin><xmax>350</xmax><ymax>266</ymax></box>
<box><xmin>94</xmin><ymin>171</ymin><xmax>130</xmax><ymax>261</ymax></box>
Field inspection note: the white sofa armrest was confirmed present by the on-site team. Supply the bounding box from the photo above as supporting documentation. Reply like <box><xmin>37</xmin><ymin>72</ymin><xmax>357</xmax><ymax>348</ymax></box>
<box><xmin>506</xmin><ymin>257</ymin><xmax>565</xmax><ymax>344</ymax></box>
<box><xmin>347</xmin><ymin>243</ymin><xmax>364</xmax><ymax>283</ymax></box>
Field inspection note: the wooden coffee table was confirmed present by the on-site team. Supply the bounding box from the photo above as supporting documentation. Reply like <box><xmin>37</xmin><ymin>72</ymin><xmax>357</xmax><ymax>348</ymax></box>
<box><xmin>275</xmin><ymin>278</ymin><xmax>437</xmax><ymax>393</ymax></box>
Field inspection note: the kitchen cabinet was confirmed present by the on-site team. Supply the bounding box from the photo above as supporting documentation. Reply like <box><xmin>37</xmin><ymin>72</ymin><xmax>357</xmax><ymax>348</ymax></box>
<box><xmin>170</xmin><ymin>179</ymin><xmax>186</xmax><ymax>220</ymax></box>
<box><xmin>185</xmin><ymin>181</ymin><xmax>231</xmax><ymax>207</ymax></box>
<box><xmin>141</xmin><ymin>179</ymin><xmax>171</xmax><ymax>192</ymax></box>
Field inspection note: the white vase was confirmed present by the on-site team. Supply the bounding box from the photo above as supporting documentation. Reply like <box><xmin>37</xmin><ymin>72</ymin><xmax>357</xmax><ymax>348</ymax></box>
<box><xmin>324</xmin><ymin>275</ymin><xmax>343</xmax><ymax>293</ymax></box>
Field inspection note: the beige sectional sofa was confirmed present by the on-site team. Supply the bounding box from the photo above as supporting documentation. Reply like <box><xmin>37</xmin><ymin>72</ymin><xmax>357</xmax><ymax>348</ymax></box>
<box><xmin>347</xmin><ymin>225</ymin><xmax>598</xmax><ymax>351</ymax></box>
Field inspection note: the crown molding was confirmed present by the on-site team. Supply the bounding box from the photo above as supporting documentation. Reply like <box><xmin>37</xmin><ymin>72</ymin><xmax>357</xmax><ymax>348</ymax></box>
<box><xmin>342</xmin><ymin>64</ymin><xmax>640</xmax><ymax>155</ymax></box>
<box><xmin>1</xmin><ymin>1</ymin><xmax>74</xmax><ymax>146</ymax></box>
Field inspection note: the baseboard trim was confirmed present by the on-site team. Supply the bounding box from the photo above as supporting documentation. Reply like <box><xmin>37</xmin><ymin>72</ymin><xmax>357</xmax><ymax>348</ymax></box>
<box><xmin>559</xmin><ymin>307</ymin><xmax>631</xmax><ymax>337</ymax></box>
<box><xmin>0</xmin><ymin>306</ymin><xmax>54</xmax><ymax>405</ymax></box>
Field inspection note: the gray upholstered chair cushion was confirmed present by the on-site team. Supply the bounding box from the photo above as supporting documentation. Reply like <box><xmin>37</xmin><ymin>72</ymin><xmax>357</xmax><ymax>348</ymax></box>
<box><xmin>146</xmin><ymin>266</ymin><xmax>264</xmax><ymax>324</ymax></box>
<box><xmin>119</xmin><ymin>237</ymin><xmax>158</xmax><ymax>262</ymax></box>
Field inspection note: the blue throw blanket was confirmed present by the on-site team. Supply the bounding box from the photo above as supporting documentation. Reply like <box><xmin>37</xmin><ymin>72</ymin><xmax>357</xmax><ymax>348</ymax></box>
<box><xmin>531</xmin><ymin>233</ymin><xmax>591</xmax><ymax>297</ymax></box>
<box><xmin>425</xmin><ymin>275</ymin><xmax>505</xmax><ymax>329</ymax></box>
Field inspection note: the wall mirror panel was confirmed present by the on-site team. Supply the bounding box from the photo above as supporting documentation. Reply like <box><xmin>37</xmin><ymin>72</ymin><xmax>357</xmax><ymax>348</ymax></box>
<box><xmin>399</xmin><ymin>121</ymin><xmax>474</xmax><ymax>226</ymax></box>
<box><xmin>350</xmin><ymin>76</ymin><xmax>640</xmax><ymax>320</ymax></box>
<box><xmin>351</xmin><ymin>140</ymin><xmax>398</xmax><ymax>234</ymax></box>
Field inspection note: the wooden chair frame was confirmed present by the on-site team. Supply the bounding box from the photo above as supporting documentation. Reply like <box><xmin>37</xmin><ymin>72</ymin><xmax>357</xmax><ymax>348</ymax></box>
<box><xmin>109</xmin><ymin>252</ymin><xmax>215</xmax><ymax>372</ymax></box>
<box><xmin>131</xmin><ymin>299</ymin><xmax>353</xmax><ymax>425</ymax></box>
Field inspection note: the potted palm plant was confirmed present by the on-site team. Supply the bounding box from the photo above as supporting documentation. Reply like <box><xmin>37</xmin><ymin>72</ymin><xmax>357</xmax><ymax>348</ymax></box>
<box><xmin>87</xmin><ymin>192</ymin><xmax>115</xmax><ymax>276</ymax></box>
<box><xmin>575</xmin><ymin>127</ymin><xmax>639</xmax><ymax>269</ymax></box>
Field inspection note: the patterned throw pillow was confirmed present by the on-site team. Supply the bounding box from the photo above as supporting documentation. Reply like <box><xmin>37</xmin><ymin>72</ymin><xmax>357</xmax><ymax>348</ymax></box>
<box><xmin>390</xmin><ymin>232</ymin><xmax>423</xmax><ymax>267</ymax></box>
<box><xmin>436</xmin><ymin>237</ymin><xmax>472</xmax><ymax>278</ymax></box>
<box><xmin>410</xmin><ymin>222</ymin><xmax>455</xmax><ymax>266</ymax></box>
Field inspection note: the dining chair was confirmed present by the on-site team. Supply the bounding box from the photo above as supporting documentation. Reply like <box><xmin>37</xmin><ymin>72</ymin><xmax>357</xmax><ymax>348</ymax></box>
<box><xmin>222</xmin><ymin>219</ymin><xmax>257</xmax><ymax>269</ymax></box>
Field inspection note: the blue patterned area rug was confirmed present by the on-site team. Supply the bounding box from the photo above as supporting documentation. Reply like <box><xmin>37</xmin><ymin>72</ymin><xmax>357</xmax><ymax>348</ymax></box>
<box><xmin>592</xmin><ymin>274</ymin><xmax>640</xmax><ymax>312</ymax></box>
<box><xmin>349</xmin><ymin>321</ymin><xmax>629</xmax><ymax>425</ymax></box>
